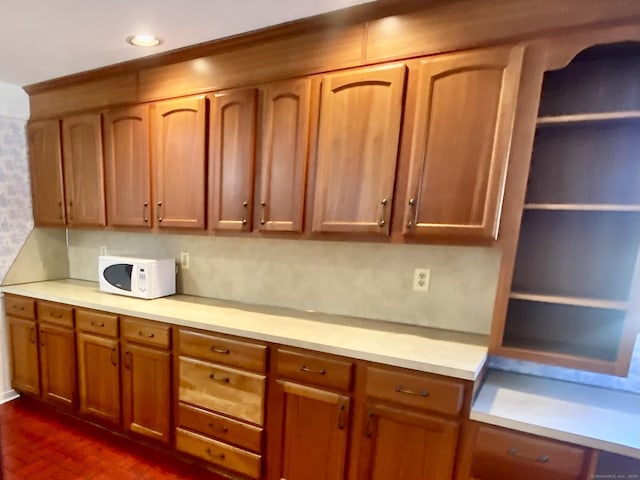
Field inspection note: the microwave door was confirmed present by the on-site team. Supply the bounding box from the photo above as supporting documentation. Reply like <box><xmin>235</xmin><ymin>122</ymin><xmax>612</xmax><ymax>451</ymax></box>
<box><xmin>103</xmin><ymin>264</ymin><xmax>133</xmax><ymax>291</ymax></box>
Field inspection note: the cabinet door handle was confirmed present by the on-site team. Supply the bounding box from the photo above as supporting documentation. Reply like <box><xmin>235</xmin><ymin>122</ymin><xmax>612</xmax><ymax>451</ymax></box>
<box><xmin>407</xmin><ymin>197</ymin><xmax>417</xmax><ymax>228</ymax></box>
<box><xmin>207</xmin><ymin>421</ymin><xmax>228</xmax><ymax>433</ymax></box>
<box><xmin>507</xmin><ymin>448</ymin><xmax>550</xmax><ymax>463</ymax></box>
<box><xmin>143</xmin><ymin>202</ymin><xmax>149</xmax><ymax>223</ymax></box>
<box><xmin>110</xmin><ymin>347</ymin><xmax>118</xmax><ymax>367</ymax></box>
<box><xmin>260</xmin><ymin>201</ymin><xmax>266</xmax><ymax>225</ymax></box>
<box><xmin>124</xmin><ymin>351</ymin><xmax>131</xmax><ymax>370</ymax></box>
<box><xmin>365</xmin><ymin>410</ymin><xmax>375</xmax><ymax>438</ymax></box>
<box><xmin>39</xmin><ymin>330</ymin><xmax>45</xmax><ymax>346</ymax></box>
<box><xmin>337</xmin><ymin>401</ymin><xmax>347</xmax><ymax>430</ymax></box>
<box><xmin>91</xmin><ymin>321</ymin><xmax>105</xmax><ymax>328</ymax></box>
<box><xmin>156</xmin><ymin>201</ymin><xmax>163</xmax><ymax>222</ymax></box>
<box><xmin>205</xmin><ymin>448</ymin><xmax>225</xmax><ymax>460</ymax></box>
<box><xmin>68</xmin><ymin>201</ymin><xmax>74</xmax><ymax>221</ymax></box>
<box><xmin>58</xmin><ymin>201</ymin><xmax>63</xmax><ymax>220</ymax></box>
<box><xmin>138</xmin><ymin>331</ymin><xmax>154</xmax><ymax>338</ymax></box>
<box><xmin>210</xmin><ymin>346</ymin><xmax>230</xmax><ymax>354</ymax></box>
<box><xmin>209</xmin><ymin>373</ymin><xmax>230</xmax><ymax>383</ymax></box>
<box><xmin>379</xmin><ymin>198</ymin><xmax>388</xmax><ymax>227</ymax></box>
<box><xmin>241</xmin><ymin>201</ymin><xmax>248</xmax><ymax>226</ymax></box>
<box><xmin>28</xmin><ymin>327</ymin><xmax>36</xmax><ymax>344</ymax></box>
<box><xmin>300</xmin><ymin>365</ymin><xmax>326</xmax><ymax>375</ymax></box>
<box><xmin>395</xmin><ymin>385</ymin><xmax>429</xmax><ymax>397</ymax></box>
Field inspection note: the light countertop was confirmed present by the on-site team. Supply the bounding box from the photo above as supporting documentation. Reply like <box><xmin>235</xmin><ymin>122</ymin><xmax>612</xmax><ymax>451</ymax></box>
<box><xmin>472</xmin><ymin>370</ymin><xmax>640</xmax><ymax>459</ymax></box>
<box><xmin>1</xmin><ymin>279</ymin><xmax>488</xmax><ymax>381</ymax></box>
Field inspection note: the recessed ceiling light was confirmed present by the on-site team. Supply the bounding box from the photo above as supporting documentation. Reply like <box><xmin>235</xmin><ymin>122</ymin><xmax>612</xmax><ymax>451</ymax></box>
<box><xmin>126</xmin><ymin>34</ymin><xmax>162</xmax><ymax>47</ymax></box>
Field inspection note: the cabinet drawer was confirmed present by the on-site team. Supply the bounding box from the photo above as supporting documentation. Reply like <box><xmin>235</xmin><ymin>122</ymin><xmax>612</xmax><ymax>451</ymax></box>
<box><xmin>122</xmin><ymin>317</ymin><xmax>170</xmax><ymax>348</ymax></box>
<box><xmin>178</xmin><ymin>403</ymin><xmax>262</xmax><ymax>453</ymax></box>
<box><xmin>37</xmin><ymin>301</ymin><xmax>74</xmax><ymax>328</ymax></box>
<box><xmin>179</xmin><ymin>357</ymin><xmax>266</xmax><ymax>425</ymax></box>
<box><xmin>4</xmin><ymin>295</ymin><xmax>35</xmax><ymax>319</ymax></box>
<box><xmin>276</xmin><ymin>349</ymin><xmax>353</xmax><ymax>391</ymax></box>
<box><xmin>76</xmin><ymin>309</ymin><xmax>118</xmax><ymax>337</ymax></box>
<box><xmin>472</xmin><ymin>425</ymin><xmax>586</xmax><ymax>480</ymax></box>
<box><xmin>179</xmin><ymin>329</ymin><xmax>266</xmax><ymax>373</ymax></box>
<box><xmin>176</xmin><ymin>428</ymin><xmax>261</xmax><ymax>479</ymax></box>
<box><xmin>365</xmin><ymin>366</ymin><xmax>464</xmax><ymax>416</ymax></box>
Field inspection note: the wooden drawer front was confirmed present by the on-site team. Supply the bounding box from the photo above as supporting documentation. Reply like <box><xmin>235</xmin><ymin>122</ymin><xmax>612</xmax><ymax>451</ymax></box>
<box><xmin>179</xmin><ymin>329</ymin><xmax>266</xmax><ymax>373</ymax></box>
<box><xmin>365</xmin><ymin>366</ymin><xmax>464</xmax><ymax>416</ymax></box>
<box><xmin>178</xmin><ymin>403</ymin><xmax>262</xmax><ymax>453</ymax></box>
<box><xmin>76</xmin><ymin>309</ymin><xmax>118</xmax><ymax>337</ymax></box>
<box><xmin>276</xmin><ymin>349</ymin><xmax>353</xmax><ymax>391</ymax></box>
<box><xmin>472</xmin><ymin>425</ymin><xmax>586</xmax><ymax>480</ymax></box>
<box><xmin>122</xmin><ymin>317</ymin><xmax>170</xmax><ymax>348</ymax></box>
<box><xmin>179</xmin><ymin>357</ymin><xmax>266</xmax><ymax>425</ymax></box>
<box><xmin>37</xmin><ymin>301</ymin><xmax>74</xmax><ymax>328</ymax></box>
<box><xmin>176</xmin><ymin>428</ymin><xmax>261</xmax><ymax>479</ymax></box>
<box><xmin>4</xmin><ymin>295</ymin><xmax>35</xmax><ymax>319</ymax></box>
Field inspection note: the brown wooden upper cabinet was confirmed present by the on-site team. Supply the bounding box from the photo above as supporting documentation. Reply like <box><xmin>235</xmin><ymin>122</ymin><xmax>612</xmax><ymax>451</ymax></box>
<box><xmin>208</xmin><ymin>88</ymin><xmax>257</xmax><ymax>231</ymax></box>
<box><xmin>312</xmin><ymin>63</ymin><xmax>407</xmax><ymax>235</ymax></box>
<box><xmin>61</xmin><ymin>113</ymin><xmax>107</xmax><ymax>226</ymax></box>
<box><xmin>152</xmin><ymin>96</ymin><xmax>207</xmax><ymax>229</ymax></box>
<box><xmin>28</xmin><ymin>120</ymin><xmax>66</xmax><ymax>226</ymax></box>
<box><xmin>402</xmin><ymin>45</ymin><xmax>524</xmax><ymax>240</ymax></box>
<box><xmin>258</xmin><ymin>78</ymin><xmax>311</xmax><ymax>232</ymax></box>
<box><xmin>103</xmin><ymin>105</ymin><xmax>152</xmax><ymax>228</ymax></box>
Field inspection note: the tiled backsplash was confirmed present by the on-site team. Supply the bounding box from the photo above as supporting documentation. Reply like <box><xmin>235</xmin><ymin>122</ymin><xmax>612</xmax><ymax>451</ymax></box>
<box><xmin>67</xmin><ymin>229</ymin><xmax>502</xmax><ymax>335</ymax></box>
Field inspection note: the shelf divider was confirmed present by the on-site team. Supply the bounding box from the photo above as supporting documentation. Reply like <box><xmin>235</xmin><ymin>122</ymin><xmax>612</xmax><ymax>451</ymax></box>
<box><xmin>537</xmin><ymin>111</ymin><xmax>640</xmax><ymax>126</ymax></box>
<box><xmin>509</xmin><ymin>291</ymin><xmax>628</xmax><ymax>310</ymax></box>
<box><xmin>523</xmin><ymin>203</ymin><xmax>640</xmax><ymax>212</ymax></box>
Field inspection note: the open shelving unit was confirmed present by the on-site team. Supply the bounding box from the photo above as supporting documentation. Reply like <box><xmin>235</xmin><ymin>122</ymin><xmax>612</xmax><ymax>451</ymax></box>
<box><xmin>502</xmin><ymin>42</ymin><xmax>640</xmax><ymax>373</ymax></box>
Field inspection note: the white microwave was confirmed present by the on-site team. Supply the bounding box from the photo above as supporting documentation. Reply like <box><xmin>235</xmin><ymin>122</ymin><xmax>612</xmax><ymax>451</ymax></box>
<box><xmin>98</xmin><ymin>256</ymin><xmax>176</xmax><ymax>299</ymax></box>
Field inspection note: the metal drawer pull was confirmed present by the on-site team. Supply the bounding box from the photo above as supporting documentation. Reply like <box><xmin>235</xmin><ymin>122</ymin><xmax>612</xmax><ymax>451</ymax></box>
<box><xmin>395</xmin><ymin>385</ymin><xmax>429</xmax><ymax>397</ymax></box>
<box><xmin>207</xmin><ymin>422</ymin><xmax>228</xmax><ymax>433</ymax></box>
<box><xmin>156</xmin><ymin>201</ymin><xmax>163</xmax><ymax>222</ymax></box>
<box><xmin>39</xmin><ymin>330</ymin><xmax>45</xmax><ymax>346</ymax></box>
<box><xmin>143</xmin><ymin>202</ymin><xmax>149</xmax><ymax>223</ymax></box>
<box><xmin>210</xmin><ymin>346</ymin><xmax>230</xmax><ymax>354</ymax></box>
<box><xmin>507</xmin><ymin>448</ymin><xmax>550</xmax><ymax>463</ymax></box>
<box><xmin>379</xmin><ymin>198</ymin><xmax>388</xmax><ymax>227</ymax></box>
<box><xmin>337</xmin><ymin>402</ymin><xmax>347</xmax><ymax>430</ymax></box>
<box><xmin>205</xmin><ymin>448</ymin><xmax>225</xmax><ymax>460</ymax></box>
<box><xmin>91</xmin><ymin>321</ymin><xmax>105</xmax><ymax>327</ymax></box>
<box><xmin>407</xmin><ymin>197</ymin><xmax>417</xmax><ymax>228</ymax></box>
<box><xmin>209</xmin><ymin>373</ymin><xmax>230</xmax><ymax>383</ymax></box>
<box><xmin>110</xmin><ymin>347</ymin><xmax>117</xmax><ymax>367</ymax></box>
<box><xmin>241</xmin><ymin>201</ymin><xmax>248</xmax><ymax>225</ymax></box>
<box><xmin>138</xmin><ymin>331</ymin><xmax>155</xmax><ymax>338</ymax></box>
<box><xmin>29</xmin><ymin>327</ymin><xmax>36</xmax><ymax>344</ymax></box>
<box><xmin>260</xmin><ymin>201</ymin><xmax>267</xmax><ymax>225</ymax></box>
<box><xmin>300</xmin><ymin>366</ymin><xmax>326</xmax><ymax>375</ymax></box>
<box><xmin>124</xmin><ymin>351</ymin><xmax>131</xmax><ymax>370</ymax></box>
<box><xmin>365</xmin><ymin>410</ymin><xmax>375</xmax><ymax>438</ymax></box>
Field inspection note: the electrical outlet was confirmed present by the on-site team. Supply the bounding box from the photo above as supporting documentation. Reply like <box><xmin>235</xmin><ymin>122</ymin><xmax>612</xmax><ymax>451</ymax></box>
<box><xmin>180</xmin><ymin>252</ymin><xmax>190</xmax><ymax>270</ymax></box>
<box><xmin>413</xmin><ymin>268</ymin><xmax>430</xmax><ymax>292</ymax></box>
<box><xmin>99</xmin><ymin>246</ymin><xmax>107</xmax><ymax>256</ymax></box>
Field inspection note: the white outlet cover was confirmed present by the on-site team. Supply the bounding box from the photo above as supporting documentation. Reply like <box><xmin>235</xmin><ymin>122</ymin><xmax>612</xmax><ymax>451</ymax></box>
<box><xmin>413</xmin><ymin>268</ymin><xmax>430</xmax><ymax>292</ymax></box>
<box><xmin>180</xmin><ymin>252</ymin><xmax>190</xmax><ymax>270</ymax></box>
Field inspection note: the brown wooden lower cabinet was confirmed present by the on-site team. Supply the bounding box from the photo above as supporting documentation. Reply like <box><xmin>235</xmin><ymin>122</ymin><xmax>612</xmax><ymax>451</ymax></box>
<box><xmin>76</xmin><ymin>330</ymin><xmax>121</xmax><ymax>426</ymax></box>
<box><xmin>276</xmin><ymin>381</ymin><xmax>350</xmax><ymax>480</ymax></box>
<box><xmin>358</xmin><ymin>402</ymin><xmax>459</xmax><ymax>480</ymax></box>
<box><xmin>7</xmin><ymin>316</ymin><xmax>40</xmax><ymax>396</ymax></box>
<box><xmin>39</xmin><ymin>322</ymin><xmax>76</xmax><ymax>408</ymax></box>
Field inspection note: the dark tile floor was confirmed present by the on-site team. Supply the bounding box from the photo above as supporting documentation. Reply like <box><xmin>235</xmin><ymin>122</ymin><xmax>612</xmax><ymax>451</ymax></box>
<box><xmin>0</xmin><ymin>397</ymin><xmax>224</xmax><ymax>479</ymax></box>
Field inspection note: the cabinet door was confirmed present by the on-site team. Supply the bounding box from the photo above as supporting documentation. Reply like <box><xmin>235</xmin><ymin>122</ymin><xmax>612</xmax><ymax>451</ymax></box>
<box><xmin>277</xmin><ymin>381</ymin><xmax>350</xmax><ymax>480</ymax></box>
<box><xmin>122</xmin><ymin>342</ymin><xmax>171</xmax><ymax>444</ymax></box>
<box><xmin>358</xmin><ymin>403</ymin><xmax>458</xmax><ymax>480</ymax></box>
<box><xmin>104</xmin><ymin>105</ymin><xmax>152</xmax><ymax>228</ymax></box>
<box><xmin>312</xmin><ymin>64</ymin><xmax>406</xmax><ymax>235</ymax></box>
<box><xmin>403</xmin><ymin>46</ymin><xmax>524</xmax><ymax>240</ymax></box>
<box><xmin>28</xmin><ymin>120</ymin><xmax>66</xmax><ymax>225</ymax></box>
<box><xmin>77</xmin><ymin>331</ymin><xmax>120</xmax><ymax>426</ymax></box>
<box><xmin>7</xmin><ymin>317</ymin><xmax>40</xmax><ymax>396</ymax></box>
<box><xmin>258</xmin><ymin>79</ymin><xmax>311</xmax><ymax>232</ymax></box>
<box><xmin>39</xmin><ymin>323</ymin><xmax>76</xmax><ymax>408</ymax></box>
<box><xmin>61</xmin><ymin>113</ymin><xmax>107</xmax><ymax>226</ymax></box>
<box><xmin>153</xmin><ymin>96</ymin><xmax>207</xmax><ymax>229</ymax></box>
<box><xmin>208</xmin><ymin>88</ymin><xmax>257</xmax><ymax>231</ymax></box>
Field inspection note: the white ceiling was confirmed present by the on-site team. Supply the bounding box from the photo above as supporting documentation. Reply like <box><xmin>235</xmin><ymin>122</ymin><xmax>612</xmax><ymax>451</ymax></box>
<box><xmin>0</xmin><ymin>0</ymin><xmax>375</xmax><ymax>87</ymax></box>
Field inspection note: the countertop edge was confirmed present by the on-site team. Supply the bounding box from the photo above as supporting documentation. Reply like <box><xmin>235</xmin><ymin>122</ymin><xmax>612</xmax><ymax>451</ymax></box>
<box><xmin>0</xmin><ymin>281</ymin><xmax>486</xmax><ymax>381</ymax></box>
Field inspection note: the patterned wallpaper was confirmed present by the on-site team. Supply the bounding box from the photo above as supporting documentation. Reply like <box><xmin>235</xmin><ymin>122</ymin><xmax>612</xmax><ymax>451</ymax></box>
<box><xmin>0</xmin><ymin>116</ymin><xmax>33</xmax><ymax>282</ymax></box>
